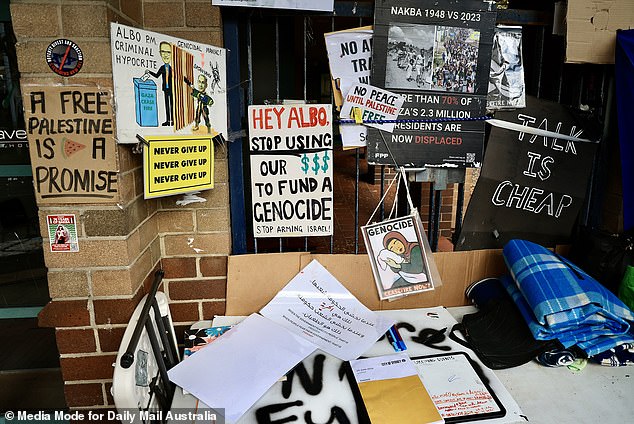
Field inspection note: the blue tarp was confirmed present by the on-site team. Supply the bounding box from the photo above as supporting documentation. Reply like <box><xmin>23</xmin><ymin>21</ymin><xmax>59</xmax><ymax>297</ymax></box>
<box><xmin>501</xmin><ymin>239</ymin><xmax>634</xmax><ymax>357</ymax></box>
<box><xmin>616</xmin><ymin>30</ymin><xmax>634</xmax><ymax>232</ymax></box>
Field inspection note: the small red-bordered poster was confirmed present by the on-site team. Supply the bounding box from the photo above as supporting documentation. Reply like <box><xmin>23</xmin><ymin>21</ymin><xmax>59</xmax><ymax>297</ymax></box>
<box><xmin>47</xmin><ymin>214</ymin><xmax>79</xmax><ymax>252</ymax></box>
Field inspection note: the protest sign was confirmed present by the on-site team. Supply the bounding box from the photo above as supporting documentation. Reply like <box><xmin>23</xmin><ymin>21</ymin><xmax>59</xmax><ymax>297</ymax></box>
<box><xmin>325</xmin><ymin>26</ymin><xmax>373</xmax><ymax>148</ymax></box>
<box><xmin>369</xmin><ymin>0</ymin><xmax>497</xmax><ymax>167</ymax></box>
<box><xmin>110</xmin><ymin>23</ymin><xmax>227</xmax><ymax>144</ymax></box>
<box><xmin>47</xmin><ymin>214</ymin><xmax>79</xmax><ymax>252</ymax></box>
<box><xmin>456</xmin><ymin>96</ymin><xmax>599</xmax><ymax>250</ymax></box>
<box><xmin>143</xmin><ymin>135</ymin><xmax>214</xmax><ymax>199</ymax></box>
<box><xmin>22</xmin><ymin>86</ymin><xmax>118</xmax><ymax>204</ymax></box>
<box><xmin>340</xmin><ymin>83</ymin><xmax>405</xmax><ymax>134</ymax></box>
<box><xmin>249</xmin><ymin>104</ymin><xmax>333</xmax><ymax>237</ymax></box>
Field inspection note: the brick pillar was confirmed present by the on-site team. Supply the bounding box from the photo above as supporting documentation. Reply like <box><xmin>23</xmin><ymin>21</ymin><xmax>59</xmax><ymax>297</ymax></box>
<box><xmin>11</xmin><ymin>0</ymin><xmax>228</xmax><ymax>409</ymax></box>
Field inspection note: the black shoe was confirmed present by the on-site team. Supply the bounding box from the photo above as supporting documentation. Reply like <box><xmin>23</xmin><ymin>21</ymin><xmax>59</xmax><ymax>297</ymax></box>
<box><xmin>162</xmin><ymin>121</ymin><xmax>170</xmax><ymax>126</ymax></box>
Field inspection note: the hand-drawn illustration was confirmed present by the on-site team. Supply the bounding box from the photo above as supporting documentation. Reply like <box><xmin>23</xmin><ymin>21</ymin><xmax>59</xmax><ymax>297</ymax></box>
<box><xmin>145</xmin><ymin>41</ymin><xmax>175</xmax><ymax>127</ymax></box>
<box><xmin>184</xmin><ymin>75</ymin><xmax>214</xmax><ymax>133</ymax></box>
<box><xmin>111</xmin><ymin>23</ymin><xmax>228</xmax><ymax>144</ymax></box>
<box><xmin>363</xmin><ymin>214</ymin><xmax>436</xmax><ymax>300</ymax></box>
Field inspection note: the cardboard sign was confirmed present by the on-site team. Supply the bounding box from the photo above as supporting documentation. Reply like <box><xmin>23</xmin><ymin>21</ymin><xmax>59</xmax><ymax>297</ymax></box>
<box><xmin>47</xmin><ymin>214</ymin><xmax>79</xmax><ymax>252</ymax></box>
<box><xmin>248</xmin><ymin>104</ymin><xmax>333</xmax><ymax>238</ymax></box>
<box><xmin>110</xmin><ymin>23</ymin><xmax>227</xmax><ymax>144</ymax></box>
<box><xmin>23</xmin><ymin>86</ymin><xmax>118</xmax><ymax>204</ymax></box>
<box><xmin>456</xmin><ymin>96</ymin><xmax>599</xmax><ymax>250</ymax></box>
<box><xmin>143</xmin><ymin>135</ymin><xmax>214</xmax><ymax>199</ymax></box>
<box><xmin>368</xmin><ymin>0</ymin><xmax>497</xmax><ymax>167</ymax></box>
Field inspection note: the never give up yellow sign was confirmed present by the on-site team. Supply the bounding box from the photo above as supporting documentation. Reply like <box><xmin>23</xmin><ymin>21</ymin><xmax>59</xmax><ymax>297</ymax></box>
<box><xmin>143</xmin><ymin>135</ymin><xmax>214</xmax><ymax>199</ymax></box>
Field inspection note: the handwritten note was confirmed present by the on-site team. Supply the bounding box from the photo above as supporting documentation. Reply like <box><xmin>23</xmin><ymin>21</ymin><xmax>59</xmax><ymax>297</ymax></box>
<box><xmin>413</xmin><ymin>352</ymin><xmax>505</xmax><ymax>420</ymax></box>
<box><xmin>260</xmin><ymin>260</ymin><xmax>394</xmax><ymax>361</ymax></box>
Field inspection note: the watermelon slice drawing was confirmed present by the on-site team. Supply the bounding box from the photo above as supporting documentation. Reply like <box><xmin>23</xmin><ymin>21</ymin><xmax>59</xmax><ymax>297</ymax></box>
<box><xmin>62</xmin><ymin>138</ymin><xmax>87</xmax><ymax>158</ymax></box>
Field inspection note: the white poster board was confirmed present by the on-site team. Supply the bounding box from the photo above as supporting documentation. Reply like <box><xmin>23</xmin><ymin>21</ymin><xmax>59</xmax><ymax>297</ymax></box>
<box><xmin>248</xmin><ymin>104</ymin><xmax>333</xmax><ymax>238</ymax></box>
<box><xmin>110</xmin><ymin>23</ymin><xmax>227</xmax><ymax>144</ymax></box>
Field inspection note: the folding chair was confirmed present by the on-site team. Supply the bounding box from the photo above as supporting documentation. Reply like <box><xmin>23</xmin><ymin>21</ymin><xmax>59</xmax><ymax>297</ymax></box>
<box><xmin>112</xmin><ymin>270</ymin><xmax>180</xmax><ymax>422</ymax></box>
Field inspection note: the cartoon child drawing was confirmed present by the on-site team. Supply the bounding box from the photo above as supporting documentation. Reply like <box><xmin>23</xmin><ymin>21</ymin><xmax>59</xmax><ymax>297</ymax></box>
<box><xmin>184</xmin><ymin>75</ymin><xmax>214</xmax><ymax>133</ymax></box>
<box><xmin>145</xmin><ymin>41</ymin><xmax>174</xmax><ymax>127</ymax></box>
<box><xmin>54</xmin><ymin>225</ymin><xmax>70</xmax><ymax>244</ymax></box>
<box><xmin>378</xmin><ymin>231</ymin><xmax>428</xmax><ymax>290</ymax></box>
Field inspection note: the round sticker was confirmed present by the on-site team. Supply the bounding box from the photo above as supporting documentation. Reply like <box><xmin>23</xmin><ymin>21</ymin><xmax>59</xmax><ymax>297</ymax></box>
<box><xmin>46</xmin><ymin>39</ymin><xmax>84</xmax><ymax>77</ymax></box>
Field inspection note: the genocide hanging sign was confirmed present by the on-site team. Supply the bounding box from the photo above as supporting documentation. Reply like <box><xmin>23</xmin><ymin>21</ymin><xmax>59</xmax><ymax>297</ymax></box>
<box><xmin>23</xmin><ymin>86</ymin><xmax>118</xmax><ymax>204</ymax></box>
<box><xmin>249</xmin><ymin>104</ymin><xmax>333</xmax><ymax>238</ymax></box>
<box><xmin>455</xmin><ymin>96</ymin><xmax>599</xmax><ymax>250</ymax></box>
<box><xmin>368</xmin><ymin>0</ymin><xmax>497</xmax><ymax>167</ymax></box>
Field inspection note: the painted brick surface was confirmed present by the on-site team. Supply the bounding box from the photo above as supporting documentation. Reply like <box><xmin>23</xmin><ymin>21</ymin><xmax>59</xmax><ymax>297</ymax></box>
<box><xmin>64</xmin><ymin>383</ymin><xmax>105</xmax><ymax>407</ymax></box>
<box><xmin>43</xmin><ymin>239</ymin><xmax>130</xmax><ymax>268</ymax></box>
<box><xmin>93</xmin><ymin>292</ymin><xmax>142</xmax><ymax>325</ymax></box>
<box><xmin>76</xmin><ymin>41</ymin><xmax>113</xmax><ymax>74</ymax></box>
<box><xmin>162</xmin><ymin>257</ymin><xmax>197</xmax><ymax>278</ymax></box>
<box><xmin>60</xmin><ymin>354</ymin><xmax>117</xmax><ymax>381</ymax></box>
<box><xmin>10</xmin><ymin>4</ymin><xmax>61</xmax><ymax>38</ymax></box>
<box><xmin>61</xmin><ymin>4</ymin><xmax>109</xmax><ymax>37</ymax></box>
<box><xmin>144</xmin><ymin>2</ymin><xmax>185</xmax><ymax>27</ymax></box>
<box><xmin>121</xmin><ymin>0</ymin><xmax>143</xmax><ymax>24</ymax></box>
<box><xmin>39</xmin><ymin>300</ymin><xmax>90</xmax><ymax>328</ymax></box>
<box><xmin>56</xmin><ymin>329</ymin><xmax>97</xmax><ymax>354</ymax></box>
<box><xmin>199</xmin><ymin>256</ymin><xmax>227</xmax><ymax>277</ymax></box>
<box><xmin>47</xmin><ymin>271</ymin><xmax>90</xmax><ymax>298</ymax></box>
<box><xmin>98</xmin><ymin>327</ymin><xmax>126</xmax><ymax>353</ymax></box>
<box><xmin>169</xmin><ymin>278</ymin><xmax>226</xmax><ymax>300</ymax></box>
<box><xmin>163</xmin><ymin>233</ymin><xmax>231</xmax><ymax>256</ymax></box>
<box><xmin>157</xmin><ymin>210</ymin><xmax>195</xmax><ymax>233</ymax></box>
<box><xmin>169</xmin><ymin>302</ymin><xmax>200</xmax><ymax>322</ymax></box>
<box><xmin>185</xmin><ymin>2</ymin><xmax>221</xmax><ymax>27</ymax></box>
<box><xmin>202</xmin><ymin>300</ymin><xmax>226</xmax><ymax>320</ymax></box>
<box><xmin>196</xmin><ymin>207</ymin><xmax>230</xmax><ymax>232</ymax></box>
<box><xmin>91</xmin><ymin>269</ymin><xmax>133</xmax><ymax>297</ymax></box>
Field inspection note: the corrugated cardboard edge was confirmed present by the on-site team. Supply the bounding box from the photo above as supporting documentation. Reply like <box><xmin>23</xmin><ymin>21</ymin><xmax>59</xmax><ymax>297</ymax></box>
<box><xmin>565</xmin><ymin>0</ymin><xmax>634</xmax><ymax>64</ymax></box>
<box><xmin>226</xmin><ymin>250</ymin><xmax>506</xmax><ymax>315</ymax></box>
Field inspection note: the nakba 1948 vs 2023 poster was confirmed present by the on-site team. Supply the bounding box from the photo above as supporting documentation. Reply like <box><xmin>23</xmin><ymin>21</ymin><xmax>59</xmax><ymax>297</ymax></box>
<box><xmin>369</xmin><ymin>0</ymin><xmax>497</xmax><ymax>168</ymax></box>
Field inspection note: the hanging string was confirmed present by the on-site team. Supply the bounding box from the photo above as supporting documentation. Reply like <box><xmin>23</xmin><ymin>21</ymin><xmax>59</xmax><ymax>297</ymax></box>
<box><xmin>337</xmin><ymin>115</ymin><xmax>492</xmax><ymax>125</ymax></box>
<box><xmin>367</xmin><ymin>170</ymin><xmax>400</xmax><ymax>225</ymax></box>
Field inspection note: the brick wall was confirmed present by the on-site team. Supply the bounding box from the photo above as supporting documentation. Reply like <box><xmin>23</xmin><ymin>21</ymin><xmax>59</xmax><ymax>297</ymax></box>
<box><xmin>12</xmin><ymin>0</ymin><xmax>227</xmax><ymax>409</ymax></box>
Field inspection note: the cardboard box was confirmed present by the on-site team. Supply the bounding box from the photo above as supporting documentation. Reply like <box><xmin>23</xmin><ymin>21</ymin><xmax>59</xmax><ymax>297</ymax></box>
<box><xmin>226</xmin><ymin>250</ymin><xmax>506</xmax><ymax>315</ymax></box>
<box><xmin>566</xmin><ymin>0</ymin><xmax>634</xmax><ymax>64</ymax></box>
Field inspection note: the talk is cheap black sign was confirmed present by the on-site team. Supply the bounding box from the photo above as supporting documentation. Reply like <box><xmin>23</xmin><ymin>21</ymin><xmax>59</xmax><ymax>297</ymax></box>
<box><xmin>368</xmin><ymin>0</ymin><xmax>497</xmax><ymax>167</ymax></box>
<box><xmin>23</xmin><ymin>86</ymin><xmax>118</xmax><ymax>204</ymax></box>
<box><xmin>455</xmin><ymin>96</ymin><xmax>599</xmax><ymax>251</ymax></box>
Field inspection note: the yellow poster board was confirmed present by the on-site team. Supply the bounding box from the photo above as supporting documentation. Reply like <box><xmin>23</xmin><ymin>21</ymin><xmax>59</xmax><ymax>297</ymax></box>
<box><xmin>143</xmin><ymin>135</ymin><xmax>214</xmax><ymax>199</ymax></box>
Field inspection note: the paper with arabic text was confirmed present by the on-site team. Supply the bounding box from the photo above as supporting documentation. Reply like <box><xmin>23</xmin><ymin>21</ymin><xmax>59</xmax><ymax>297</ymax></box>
<box><xmin>260</xmin><ymin>259</ymin><xmax>394</xmax><ymax>361</ymax></box>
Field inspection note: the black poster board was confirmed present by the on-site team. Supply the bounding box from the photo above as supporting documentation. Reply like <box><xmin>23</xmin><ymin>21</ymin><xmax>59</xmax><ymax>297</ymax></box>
<box><xmin>369</xmin><ymin>0</ymin><xmax>497</xmax><ymax>167</ymax></box>
<box><xmin>456</xmin><ymin>96</ymin><xmax>599</xmax><ymax>250</ymax></box>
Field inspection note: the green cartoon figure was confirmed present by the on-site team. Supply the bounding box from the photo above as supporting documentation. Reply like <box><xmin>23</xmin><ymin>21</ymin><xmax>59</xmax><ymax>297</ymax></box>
<box><xmin>184</xmin><ymin>75</ymin><xmax>214</xmax><ymax>133</ymax></box>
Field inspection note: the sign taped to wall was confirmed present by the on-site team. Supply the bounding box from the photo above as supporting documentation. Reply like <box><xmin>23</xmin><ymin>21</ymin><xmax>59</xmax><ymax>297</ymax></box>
<box><xmin>110</xmin><ymin>23</ymin><xmax>227</xmax><ymax>144</ymax></box>
<box><xmin>47</xmin><ymin>214</ymin><xmax>79</xmax><ymax>252</ymax></box>
<box><xmin>22</xmin><ymin>86</ymin><xmax>119</xmax><ymax>204</ymax></box>
<box><xmin>143</xmin><ymin>135</ymin><xmax>214</xmax><ymax>199</ymax></box>
<box><xmin>248</xmin><ymin>104</ymin><xmax>333</xmax><ymax>238</ymax></box>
